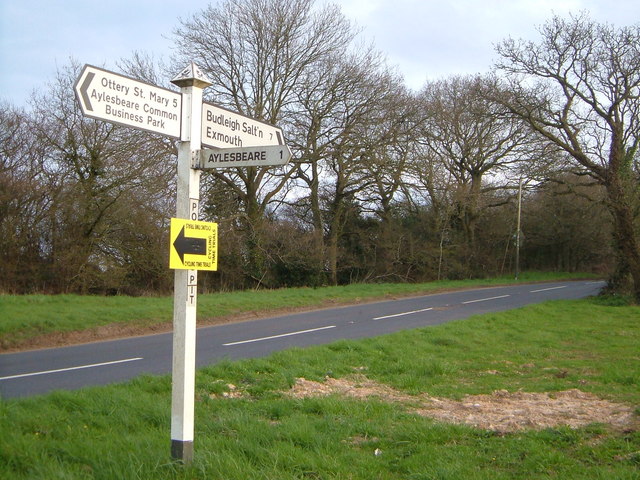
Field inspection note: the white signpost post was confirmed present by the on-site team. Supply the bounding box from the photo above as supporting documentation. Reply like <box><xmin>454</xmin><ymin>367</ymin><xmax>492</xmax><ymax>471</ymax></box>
<box><xmin>167</xmin><ymin>62</ymin><xmax>212</xmax><ymax>464</ymax></box>
<box><xmin>74</xmin><ymin>62</ymin><xmax>291</xmax><ymax>465</ymax></box>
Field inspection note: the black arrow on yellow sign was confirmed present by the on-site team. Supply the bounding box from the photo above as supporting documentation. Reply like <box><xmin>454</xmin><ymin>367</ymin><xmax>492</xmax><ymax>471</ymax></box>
<box><xmin>173</xmin><ymin>226</ymin><xmax>207</xmax><ymax>264</ymax></box>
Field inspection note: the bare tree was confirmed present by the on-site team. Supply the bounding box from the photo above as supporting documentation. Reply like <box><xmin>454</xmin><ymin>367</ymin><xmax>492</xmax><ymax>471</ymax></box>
<box><xmin>417</xmin><ymin>75</ymin><xmax>534</xmax><ymax>275</ymax></box>
<box><xmin>494</xmin><ymin>13</ymin><xmax>640</xmax><ymax>300</ymax></box>
<box><xmin>0</xmin><ymin>103</ymin><xmax>51</xmax><ymax>292</ymax></box>
<box><xmin>523</xmin><ymin>174</ymin><xmax>613</xmax><ymax>272</ymax></box>
<box><xmin>172</xmin><ymin>0</ymin><xmax>357</xmax><ymax>286</ymax></box>
<box><xmin>25</xmin><ymin>61</ymin><xmax>175</xmax><ymax>293</ymax></box>
<box><xmin>356</xmin><ymin>86</ymin><xmax>421</xmax><ymax>281</ymax></box>
<box><xmin>287</xmin><ymin>48</ymin><xmax>404</xmax><ymax>284</ymax></box>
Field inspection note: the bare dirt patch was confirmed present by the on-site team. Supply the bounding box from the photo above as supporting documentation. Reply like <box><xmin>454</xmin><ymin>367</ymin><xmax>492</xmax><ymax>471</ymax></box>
<box><xmin>285</xmin><ymin>375</ymin><xmax>638</xmax><ymax>433</ymax></box>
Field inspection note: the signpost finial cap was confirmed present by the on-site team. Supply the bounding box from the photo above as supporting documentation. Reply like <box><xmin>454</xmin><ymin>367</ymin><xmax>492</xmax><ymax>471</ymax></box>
<box><xmin>171</xmin><ymin>62</ymin><xmax>212</xmax><ymax>89</ymax></box>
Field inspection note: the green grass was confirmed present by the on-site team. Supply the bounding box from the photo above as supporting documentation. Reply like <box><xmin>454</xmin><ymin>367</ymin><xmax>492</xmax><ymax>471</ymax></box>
<box><xmin>1</xmin><ymin>296</ymin><xmax>638</xmax><ymax>479</ymax></box>
<box><xmin>0</xmin><ymin>271</ymin><xmax>597</xmax><ymax>349</ymax></box>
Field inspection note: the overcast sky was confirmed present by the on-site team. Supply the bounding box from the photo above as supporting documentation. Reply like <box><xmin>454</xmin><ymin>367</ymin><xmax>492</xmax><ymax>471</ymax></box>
<box><xmin>1</xmin><ymin>0</ymin><xmax>639</xmax><ymax>108</ymax></box>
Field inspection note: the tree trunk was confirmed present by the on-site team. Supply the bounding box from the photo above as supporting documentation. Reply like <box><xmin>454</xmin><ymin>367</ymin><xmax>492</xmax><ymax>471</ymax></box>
<box><xmin>606</xmin><ymin>174</ymin><xmax>640</xmax><ymax>301</ymax></box>
<box><xmin>244</xmin><ymin>169</ymin><xmax>268</xmax><ymax>287</ymax></box>
<box><xmin>327</xmin><ymin>230</ymin><xmax>339</xmax><ymax>286</ymax></box>
<box><xmin>308</xmin><ymin>160</ymin><xmax>327</xmax><ymax>283</ymax></box>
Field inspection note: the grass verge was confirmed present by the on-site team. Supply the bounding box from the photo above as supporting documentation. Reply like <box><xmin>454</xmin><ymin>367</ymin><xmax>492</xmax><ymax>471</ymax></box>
<box><xmin>0</xmin><ymin>271</ymin><xmax>597</xmax><ymax>350</ymax></box>
<box><xmin>0</xmin><ymin>296</ymin><xmax>638</xmax><ymax>479</ymax></box>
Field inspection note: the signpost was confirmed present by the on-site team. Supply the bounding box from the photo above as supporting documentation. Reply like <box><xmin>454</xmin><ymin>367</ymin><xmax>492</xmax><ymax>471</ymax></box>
<box><xmin>74</xmin><ymin>65</ymin><xmax>182</xmax><ymax>138</ymax></box>
<box><xmin>167</xmin><ymin>62</ymin><xmax>211</xmax><ymax>464</ymax></box>
<box><xmin>197</xmin><ymin>145</ymin><xmax>292</xmax><ymax>169</ymax></box>
<box><xmin>74</xmin><ymin>61</ymin><xmax>291</xmax><ymax>465</ymax></box>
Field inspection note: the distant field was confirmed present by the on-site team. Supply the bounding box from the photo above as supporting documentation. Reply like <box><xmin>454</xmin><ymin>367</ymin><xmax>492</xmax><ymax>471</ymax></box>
<box><xmin>0</xmin><ymin>296</ymin><xmax>638</xmax><ymax>479</ymax></box>
<box><xmin>0</xmin><ymin>272</ymin><xmax>597</xmax><ymax>350</ymax></box>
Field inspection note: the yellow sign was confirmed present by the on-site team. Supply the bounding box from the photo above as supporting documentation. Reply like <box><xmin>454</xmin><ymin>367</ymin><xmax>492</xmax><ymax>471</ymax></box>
<box><xmin>169</xmin><ymin>218</ymin><xmax>218</xmax><ymax>270</ymax></box>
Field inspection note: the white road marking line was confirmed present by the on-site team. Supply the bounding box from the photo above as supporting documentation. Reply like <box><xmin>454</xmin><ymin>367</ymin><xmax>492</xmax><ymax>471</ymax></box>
<box><xmin>462</xmin><ymin>294</ymin><xmax>511</xmax><ymax>304</ymax></box>
<box><xmin>530</xmin><ymin>286</ymin><xmax>567</xmax><ymax>293</ymax></box>
<box><xmin>223</xmin><ymin>325</ymin><xmax>337</xmax><ymax>346</ymax></box>
<box><xmin>373</xmin><ymin>307</ymin><xmax>433</xmax><ymax>320</ymax></box>
<box><xmin>0</xmin><ymin>357</ymin><xmax>143</xmax><ymax>381</ymax></box>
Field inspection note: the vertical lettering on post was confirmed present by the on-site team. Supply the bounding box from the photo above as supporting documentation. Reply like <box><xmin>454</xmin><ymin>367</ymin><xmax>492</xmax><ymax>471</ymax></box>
<box><xmin>190</xmin><ymin>199</ymin><xmax>199</xmax><ymax>221</ymax></box>
<box><xmin>187</xmin><ymin>270</ymin><xmax>197</xmax><ymax>306</ymax></box>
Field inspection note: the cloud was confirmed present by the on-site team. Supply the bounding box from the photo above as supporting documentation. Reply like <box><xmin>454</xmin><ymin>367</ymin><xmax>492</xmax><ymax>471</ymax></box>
<box><xmin>337</xmin><ymin>0</ymin><xmax>640</xmax><ymax>89</ymax></box>
<box><xmin>2</xmin><ymin>0</ymin><xmax>640</xmax><ymax>106</ymax></box>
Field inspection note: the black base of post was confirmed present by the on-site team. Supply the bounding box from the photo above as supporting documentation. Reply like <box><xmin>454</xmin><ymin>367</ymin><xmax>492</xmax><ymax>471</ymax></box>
<box><xmin>171</xmin><ymin>439</ymin><xmax>194</xmax><ymax>463</ymax></box>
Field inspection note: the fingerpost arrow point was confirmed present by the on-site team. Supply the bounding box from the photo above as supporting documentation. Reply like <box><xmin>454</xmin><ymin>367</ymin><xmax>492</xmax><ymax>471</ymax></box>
<box><xmin>79</xmin><ymin>71</ymin><xmax>94</xmax><ymax>112</ymax></box>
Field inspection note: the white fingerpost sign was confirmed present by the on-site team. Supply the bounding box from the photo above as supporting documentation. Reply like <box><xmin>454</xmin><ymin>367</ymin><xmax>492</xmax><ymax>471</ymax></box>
<box><xmin>74</xmin><ymin>61</ymin><xmax>292</xmax><ymax>465</ymax></box>
<box><xmin>197</xmin><ymin>145</ymin><xmax>292</xmax><ymax>169</ymax></box>
<box><xmin>201</xmin><ymin>102</ymin><xmax>286</xmax><ymax>148</ymax></box>
<box><xmin>74</xmin><ymin>65</ymin><xmax>182</xmax><ymax>137</ymax></box>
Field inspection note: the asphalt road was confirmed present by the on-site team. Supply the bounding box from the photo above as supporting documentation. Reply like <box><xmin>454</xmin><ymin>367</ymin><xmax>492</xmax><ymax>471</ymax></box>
<box><xmin>0</xmin><ymin>280</ymin><xmax>604</xmax><ymax>399</ymax></box>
